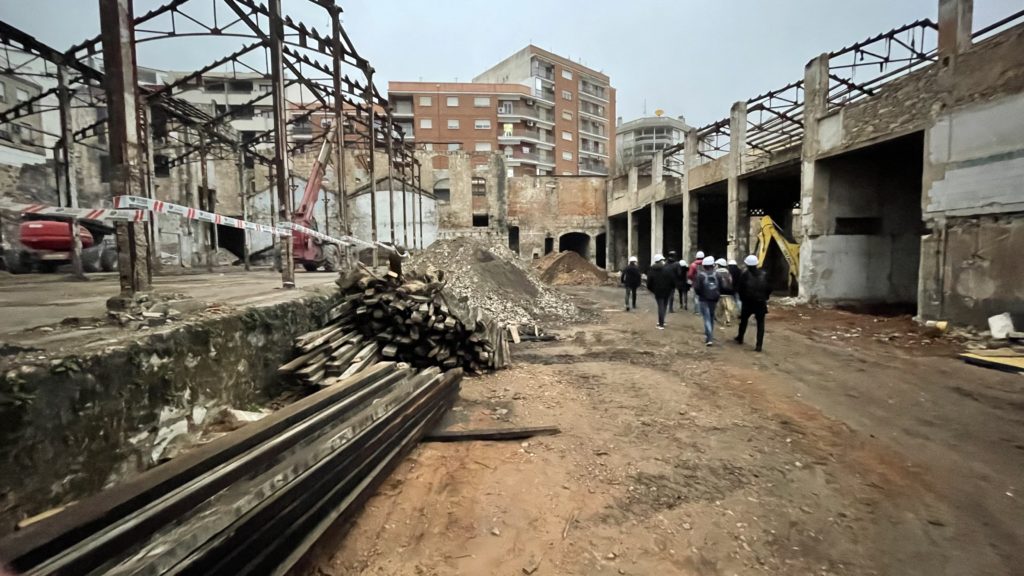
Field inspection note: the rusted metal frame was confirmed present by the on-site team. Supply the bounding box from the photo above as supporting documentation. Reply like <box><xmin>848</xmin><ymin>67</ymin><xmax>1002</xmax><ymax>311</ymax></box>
<box><xmin>68</xmin><ymin>0</ymin><xmax>190</xmax><ymax>58</ymax></box>
<box><xmin>267</xmin><ymin>0</ymin><xmax>295</xmax><ymax>287</ymax></box>
<box><xmin>0</xmin><ymin>20</ymin><xmax>103</xmax><ymax>83</ymax></box>
<box><xmin>0</xmin><ymin>87</ymin><xmax>60</xmax><ymax>125</ymax></box>
<box><xmin>744</xmin><ymin>79</ymin><xmax>803</xmax><ymax>106</ymax></box>
<box><xmin>229</xmin><ymin>0</ymin><xmax>367</xmax><ymax>69</ymax></box>
<box><xmin>827</xmin><ymin>73</ymin><xmax>876</xmax><ymax>100</ymax></box>
<box><xmin>308</xmin><ymin>0</ymin><xmax>364</xmax><ymax>64</ymax></box>
<box><xmin>280</xmin><ymin>45</ymin><xmax>370</xmax><ymax>100</ymax></box>
<box><xmin>828</xmin><ymin>55</ymin><xmax>934</xmax><ymax>71</ymax></box>
<box><xmin>828</xmin><ymin>18</ymin><xmax>937</xmax><ymax>58</ymax></box>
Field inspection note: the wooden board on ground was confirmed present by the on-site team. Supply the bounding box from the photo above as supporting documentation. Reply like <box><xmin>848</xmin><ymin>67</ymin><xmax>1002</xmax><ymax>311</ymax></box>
<box><xmin>422</xmin><ymin>425</ymin><xmax>561</xmax><ymax>443</ymax></box>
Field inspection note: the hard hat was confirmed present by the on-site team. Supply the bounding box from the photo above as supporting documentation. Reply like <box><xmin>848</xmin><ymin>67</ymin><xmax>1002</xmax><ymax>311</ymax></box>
<box><xmin>715</xmin><ymin>258</ymin><xmax>727</xmax><ymax>267</ymax></box>
<box><xmin>727</xmin><ymin>259</ymin><xmax>737</xmax><ymax>266</ymax></box>
<box><xmin>654</xmin><ymin>253</ymin><xmax>665</xmax><ymax>262</ymax></box>
<box><xmin>628</xmin><ymin>256</ymin><xmax>638</xmax><ymax>263</ymax></box>
<box><xmin>702</xmin><ymin>256</ymin><xmax>715</xmax><ymax>266</ymax></box>
<box><xmin>695</xmin><ymin>251</ymin><xmax>705</xmax><ymax>259</ymax></box>
<box><xmin>744</xmin><ymin>255</ymin><xmax>759</xmax><ymax>266</ymax></box>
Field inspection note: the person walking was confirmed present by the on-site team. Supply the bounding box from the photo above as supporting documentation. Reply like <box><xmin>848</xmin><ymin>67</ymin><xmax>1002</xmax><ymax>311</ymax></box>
<box><xmin>727</xmin><ymin>258</ymin><xmax>742</xmax><ymax>311</ymax></box>
<box><xmin>687</xmin><ymin>250</ymin><xmax>704</xmax><ymax>315</ymax></box>
<box><xmin>676</xmin><ymin>258</ymin><xmax>690</xmax><ymax>311</ymax></box>
<box><xmin>715</xmin><ymin>257</ymin><xmax>736</xmax><ymax>326</ymax></box>
<box><xmin>735</xmin><ymin>254</ymin><xmax>772</xmax><ymax>351</ymax></box>
<box><xmin>694</xmin><ymin>255</ymin><xmax>721</xmax><ymax>345</ymax></box>
<box><xmin>663</xmin><ymin>251</ymin><xmax>683</xmax><ymax>313</ymax></box>
<box><xmin>620</xmin><ymin>256</ymin><xmax>642</xmax><ymax>311</ymax></box>
<box><xmin>646</xmin><ymin>254</ymin><xmax>675</xmax><ymax>329</ymax></box>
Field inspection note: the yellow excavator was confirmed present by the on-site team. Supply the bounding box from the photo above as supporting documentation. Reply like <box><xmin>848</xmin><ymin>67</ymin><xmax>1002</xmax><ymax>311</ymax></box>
<box><xmin>753</xmin><ymin>215</ymin><xmax>800</xmax><ymax>291</ymax></box>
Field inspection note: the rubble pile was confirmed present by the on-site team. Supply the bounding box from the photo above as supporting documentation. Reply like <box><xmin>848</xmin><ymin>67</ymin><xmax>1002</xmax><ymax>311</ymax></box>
<box><xmin>534</xmin><ymin>250</ymin><xmax>609</xmax><ymax>286</ymax></box>
<box><xmin>407</xmin><ymin>237</ymin><xmax>585</xmax><ymax>325</ymax></box>
<box><xmin>279</xmin><ymin>266</ymin><xmax>510</xmax><ymax>387</ymax></box>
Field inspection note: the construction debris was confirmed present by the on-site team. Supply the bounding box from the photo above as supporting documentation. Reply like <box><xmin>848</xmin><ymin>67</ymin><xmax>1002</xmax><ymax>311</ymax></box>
<box><xmin>533</xmin><ymin>250</ymin><xmax>609</xmax><ymax>286</ymax></box>
<box><xmin>279</xmin><ymin>266</ymin><xmax>510</xmax><ymax>386</ymax></box>
<box><xmin>407</xmin><ymin>237</ymin><xmax>588</xmax><ymax>326</ymax></box>
<box><xmin>423</xmin><ymin>425</ymin><xmax>561</xmax><ymax>443</ymax></box>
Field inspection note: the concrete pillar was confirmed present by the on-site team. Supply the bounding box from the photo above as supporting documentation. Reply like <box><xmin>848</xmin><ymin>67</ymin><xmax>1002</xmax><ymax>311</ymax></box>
<box><xmin>652</xmin><ymin>201</ymin><xmax>664</xmax><ymax>261</ymax></box>
<box><xmin>628</xmin><ymin>166</ymin><xmax>638</xmax><ymax>195</ymax></box>
<box><xmin>682</xmin><ymin>128</ymin><xmax>699</xmax><ymax>260</ymax></box>
<box><xmin>938</xmin><ymin>0</ymin><xmax>973</xmax><ymax>58</ymax></box>
<box><xmin>588</xmin><ymin>234</ymin><xmax>597</xmax><ymax>264</ymax></box>
<box><xmin>652</xmin><ymin>150</ymin><xmax>664</xmax><ymax>184</ymax></box>
<box><xmin>727</xmin><ymin>101</ymin><xmax>749</xmax><ymax>261</ymax></box>
<box><xmin>799</xmin><ymin>53</ymin><xmax>832</xmax><ymax>299</ymax></box>
<box><xmin>627</xmin><ymin>209</ymin><xmax>636</xmax><ymax>262</ymax></box>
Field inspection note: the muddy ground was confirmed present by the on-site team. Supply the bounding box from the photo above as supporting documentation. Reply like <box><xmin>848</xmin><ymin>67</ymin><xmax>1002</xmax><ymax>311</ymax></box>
<box><xmin>295</xmin><ymin>286</ymin><xmax>1024</xmax><ymax>576</ymax></box>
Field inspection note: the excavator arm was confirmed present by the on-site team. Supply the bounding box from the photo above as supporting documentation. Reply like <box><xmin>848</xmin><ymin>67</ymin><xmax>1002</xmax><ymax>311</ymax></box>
<box><xmin>754</xmin><ymin>215</ymin><xmax>800</xmax><ymax>288</ymax></box>
<box><xmin>293</xmin><ymin>139</ymin><xmax>333</xmax><ymax>226</ymax></box>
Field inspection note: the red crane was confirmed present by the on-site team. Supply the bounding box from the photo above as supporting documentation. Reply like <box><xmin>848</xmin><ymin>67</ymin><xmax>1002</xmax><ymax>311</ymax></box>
<box><xmin>291</xmin><ymin>138</ymin><xmax>341</xmax><ymax>271</ymax></box>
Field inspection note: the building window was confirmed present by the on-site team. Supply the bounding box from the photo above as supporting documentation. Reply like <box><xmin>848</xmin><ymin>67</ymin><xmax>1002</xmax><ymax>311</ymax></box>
<box><xmin>472</xmin><ymin>177</ymin><xmax>486</xmax><ymax>195</ymax></box>
<box><xmin>447</xmin><ymin>119</ymin><xmax>460</xmax><ymax>129</ymax></box>
<box><xmin>474</xmin><ymin>119</ymin><xmax>491</xmax><ymax>130</ymax></box>
<box><xmin>16</xmin><ymin>88</ymin><xmax>29</xmax><ymax>103</ymax></box>
<box><xmin>522</xmin><ymin>145</ymin><xmax>531</xmax><ymax>154</ymax></box>
<box><xmin>562</xmin><ymin>90</ymin><xmax>572</xmax><ymax>101</ymax></box>
<box><xmin>446</xmin><ymin>96</ymin><xmax>459</xmax><ymax>107</ymax></box>
<box><xmin>562</xmin><ymin>110</ymin><xmax>573</xmax><ymax>121</ymax></box>
<box><xmin>562</xmin><ymin>151</ymin><xmax>573</xmax><ymax>161</ymax></box>
<box><xmin>472</xmin><ymin>214</ymin><xmax>489</xmax><ymax>227</ymax></box>
<box><xmin>260</xmin><ymin>84</ymin><xmax>271</xmax><ymax>93</ymax></box>
<box><xmin>419</xmin><ymin>95</ymin><xmax>432</xmax><ymax>106</ymax></box>
<box><xmin>473</xmin><ymin>96</ymin><xmax>491</xmax><ymax>107</ymax></box>
<box><xmin>419</xmin><ymin>118</ymin><xmax>432</xmax><ymax>129</ymax></box>
<box><xmin>562</xmin><ymin>69</ymin><xmax>573</xmax><ymax>80</ymax></box>
<box><xmin>561</xmin><ymin>131</ymin><xmax>573</xmax><ymax>141</ymax></box>
<box><xmin>18</xmin><ymin>123</ymin><xmax>33</xmax><ymax>145</ymax></box>
<box><xmin>423</xmin><ymin>143</ymin><xmax>433</xmax><ymax>151</ymax></box>
<box><xmin>447</xmin><ymin>142</ymin><xmax>461</xmax><ymax>151</ymax></box>
<box><xmin>433</xmin><ymin>179</ymin><xmax>451</xmax><ymax>203</ymax></box>
<box><xmin>475</xmin><ymin>142</ymin><xmax>492</xmax><ymax>152</ymax></box>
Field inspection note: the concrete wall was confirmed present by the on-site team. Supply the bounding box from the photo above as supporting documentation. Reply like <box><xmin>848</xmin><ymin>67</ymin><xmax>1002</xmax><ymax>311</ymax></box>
<box><xmin>507</xmin><ymin>175</ymin><xmax>606</xmax><ymax>260</ymax></box>
<box><xmin>349</xmin><ymin>187</ymin><xmax>438</xmax><ymax>249</ymax></box>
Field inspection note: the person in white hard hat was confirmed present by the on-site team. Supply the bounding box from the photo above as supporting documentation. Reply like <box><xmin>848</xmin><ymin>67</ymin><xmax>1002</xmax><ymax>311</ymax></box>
<box><xmin>620</xmin><ymin>256</ymin><xmax>642</xmax><ymax>311</ymax></box>
<box><xmin>687</xmin><ymin>250</ymin><xmax>705</xmax><ymax>315</ymax></box>
<box><xmin>735</xmin><ymin>254</ymin><xmax>772</xmax><ymax>351</ymax></box>
<box><xmin>646</xmin><ymin>254</ymin><xmax>674</xmax><ymax>329</ymax></box>
<box><xmin>714</xmin><ymin>257</ymin><xmax>736</xmax><ymax>326</ymax></box>
<box><xmin>694</xmin><ymin>255</ymin><xmax>721</xmax><ymax>345</ymax></box>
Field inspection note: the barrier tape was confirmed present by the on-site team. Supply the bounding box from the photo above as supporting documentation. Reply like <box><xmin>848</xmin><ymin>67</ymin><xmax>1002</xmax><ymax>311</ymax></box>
<box><xmin>114</xmin><ymin>195</ymin><xmax>290</xmax><ymax>237</ymax></box>
<box><xmin>0</xmin><ymin>199</ymin><xmax>148</xmax><ymax>222</ymax></box>
<box><xmin>279</xmin><ymin>222</ymin><xmax>376</xmax><ymax>249</ymax></box>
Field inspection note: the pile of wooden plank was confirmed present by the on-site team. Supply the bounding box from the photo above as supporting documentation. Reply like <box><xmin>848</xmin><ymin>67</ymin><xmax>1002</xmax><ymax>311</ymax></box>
<box><xmin>280</xmin><ymin>267</ymin><xmax>510</xmax><ymax>387</ymax></box>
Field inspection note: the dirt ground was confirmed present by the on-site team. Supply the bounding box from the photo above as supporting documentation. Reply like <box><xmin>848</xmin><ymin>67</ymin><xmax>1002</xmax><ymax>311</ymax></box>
<box><xmin>296</xmin><ymin>286</ymin><xmax>1024</xmax><ymax>576</ymax></box>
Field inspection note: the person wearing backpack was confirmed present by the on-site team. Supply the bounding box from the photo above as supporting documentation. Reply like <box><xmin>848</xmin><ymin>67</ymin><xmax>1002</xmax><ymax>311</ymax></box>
<box><xmin>694</xmin><ymin>256</ymin><xmax>721</xmax><ymax>345</ymax></box>
<box><xmin>735</xmin><ymin>254</ymin><xmax>772</xmax><ymax>352</ymax></box>
<box><xmin>620</xmin><ymin>256</ymin><xmax>642</xmax><ymax>311</ymax></box>
<box><xmin>687</xmin><ymin>250</ymin><xmax>704</xmax><ymax>315</ymax></box>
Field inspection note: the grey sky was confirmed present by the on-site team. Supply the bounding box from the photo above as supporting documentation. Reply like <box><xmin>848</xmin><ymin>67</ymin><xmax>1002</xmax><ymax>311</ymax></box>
<box><xmin>2</xmin><ymin>0</ymin><xmax>1022</xmax><ymax>126</ymax></box>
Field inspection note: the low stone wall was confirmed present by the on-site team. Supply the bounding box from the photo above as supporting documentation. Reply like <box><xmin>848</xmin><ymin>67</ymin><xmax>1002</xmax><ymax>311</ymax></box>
<box><xmin>0</xmin><ymin>291</ymin><xmax>339</xmax><ymax>533</ymax></box>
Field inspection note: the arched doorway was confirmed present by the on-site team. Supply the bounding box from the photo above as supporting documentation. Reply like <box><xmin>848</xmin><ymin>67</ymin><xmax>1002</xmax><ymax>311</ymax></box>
<box><xmin>433</xmin><ymin>179</ymin><xmax>451</xmax><ymax>203</ymax></box>
<box><xmin>558</xmin><ymin>232</ymin><xmax>590</xmax><ymax>259</ymax></box>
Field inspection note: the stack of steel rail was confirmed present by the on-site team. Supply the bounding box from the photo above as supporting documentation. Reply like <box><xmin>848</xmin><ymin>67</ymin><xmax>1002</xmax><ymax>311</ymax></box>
<box><xmin>0</xmin><ymin>362</ymin><xmax>461</xmax><ymax>576</ymax></box>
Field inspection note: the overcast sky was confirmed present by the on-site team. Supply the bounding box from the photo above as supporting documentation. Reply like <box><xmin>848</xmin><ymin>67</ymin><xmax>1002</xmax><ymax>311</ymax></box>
<box><xmin>2</xmin><ymin>0</ymin><xmax>1021</xmax><ymax>126</ymax></box>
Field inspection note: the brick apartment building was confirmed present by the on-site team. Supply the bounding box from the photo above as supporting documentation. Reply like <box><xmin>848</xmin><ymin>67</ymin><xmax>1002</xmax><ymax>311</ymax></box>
<box><xmin>389</xmin><ymin>45</ymin><xmax>615</xmax><ymax>177</ymax></box>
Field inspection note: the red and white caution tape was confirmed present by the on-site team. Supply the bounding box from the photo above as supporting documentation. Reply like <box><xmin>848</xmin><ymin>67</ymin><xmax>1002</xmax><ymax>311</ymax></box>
<box><xmin>279</xmin><ymin>222</ymin><xmax>375</xmax><ymax>249</ymax></box>
<box><xmin>114</xmin><ymin>195</ymin><xmax>290</xmax><ymax>237</ymax></box>
<box><xmin>0</xmin><ymin>199</ymin><xmax>148</xmax><ymax>221</ymax></box>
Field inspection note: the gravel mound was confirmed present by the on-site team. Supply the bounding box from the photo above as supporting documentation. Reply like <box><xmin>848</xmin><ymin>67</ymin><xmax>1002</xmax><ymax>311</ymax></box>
<box><xmin>408</xmin><ymin>237</ymin><xmax>586</xmax><ymax>326</ymax></box>
<box><xmin>534</xmin><ymin>251</ymin><xmax>609</xmax><ymax>286</ymax></box>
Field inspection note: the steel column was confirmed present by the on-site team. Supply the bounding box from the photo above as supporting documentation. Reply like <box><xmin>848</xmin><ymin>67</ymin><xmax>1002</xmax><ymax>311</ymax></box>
<box><xmin>55</xmin><ymin>66</ymin><xmax>85</xmax><ymax>280</ymax></box>
<box><xmin>98</xmin><ymin>0</ymin><xmax>150</xmax><ymax>298</ymax></box>
<box><xmin>269</xmin><ymin>0</ymin><xmax>295</xmax><ymax>288</ymax></box>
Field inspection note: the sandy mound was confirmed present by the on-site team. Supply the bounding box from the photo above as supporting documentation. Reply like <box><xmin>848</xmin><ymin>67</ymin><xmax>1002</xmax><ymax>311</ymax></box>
<box><xmin>408</xmin><ymin>237</ymin><xmax>586</xmax><ymax>326</ymax></box>
<box><xmin>534</xmin><ymin>251</ymin><xmax>608</xmax><ymax>286</ymax></box>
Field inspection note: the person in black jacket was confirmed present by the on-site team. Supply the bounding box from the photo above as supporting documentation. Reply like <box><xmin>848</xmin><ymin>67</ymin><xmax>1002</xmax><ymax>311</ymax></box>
<box><xmin>620</xmin><ymin>256</ymin><xmax>642</xmax><ymax>311</ymax></box>
<box><xmin>647</xmin><ymin>254</ymin><xmax>675</xmax><ymax>329</ymax></box>
<box><xmin>663</xmin><ymin>251</ymin><xmax>684</xmax><ymax>313</ymax></box>
<box><xmin>735</xmin><ymin>254</ymin><xmax>772</xmax><ymax>351</ymax></box>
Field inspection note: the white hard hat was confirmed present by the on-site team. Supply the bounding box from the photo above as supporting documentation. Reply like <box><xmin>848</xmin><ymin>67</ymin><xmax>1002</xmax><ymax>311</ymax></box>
<box><xmin>695</xmin><ymin>251</ymin><xmax>705</xmax><ymax>259</ymax></box>
<box><xmin>628</xmin><ymin>256</ymin><xmax>638</xmax><ymax>263</ymax></box>
<box><xmin>715</xmin><ymin>258</ymin><xmax>727</xmax><ymax>267</ymax></box>
<box><xmin>744</xmin><ymin>255</ymin><xmax>759</xmax><ymax>266</ymax></box>
<box><xmin>727</xmin><ymin>259</ymin><xmax>737</xmax><ymax>266</ymax></box>
<box><xmin>654</xmin><ymin>253</ymin><xmax>665</xmax><ymax>262</ymax></box>
<box><xmin>702</xmin><ymin>256</ymin><xmax>715</xmax><ymax>266</ymax></box>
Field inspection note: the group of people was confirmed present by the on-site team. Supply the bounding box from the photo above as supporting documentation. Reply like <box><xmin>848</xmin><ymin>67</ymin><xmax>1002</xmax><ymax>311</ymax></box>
<box><xmin>620</xmin><ymin>250</ymin><xmax>771</xmax><ymax>350</ymax></box>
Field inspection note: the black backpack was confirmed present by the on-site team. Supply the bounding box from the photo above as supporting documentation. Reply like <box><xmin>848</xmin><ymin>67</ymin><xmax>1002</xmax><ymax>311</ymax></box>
<box><xmin>746</xmin><ymin>270</ymin><xmax>770</xmax><ymax>302</ymax></box>
<box><xmin>699</xmin><ymin>271</ymin><xmax>720</xmax><ymax>300</ymax></box>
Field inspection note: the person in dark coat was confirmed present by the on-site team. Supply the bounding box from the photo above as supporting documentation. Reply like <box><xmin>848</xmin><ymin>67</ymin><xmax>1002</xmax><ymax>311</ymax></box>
<box><xmin>727</xmin><ymin>259</ymin><xmax>742</xmax><ymax>311</ymax></box>
<box><xmin>663</xmin><ymin>251</ymin><xmax>684</xmax><ymax>313</ymax></box>
<box><xmin>646</xmin><ymin>254</ymin><xmax>675</xmax><ymax>329</ymax></box>
<box><xmin>735</xmin><ymin>254</ymin><xmax>772</xmax><ymax>352</ymax></box>
<box><xmin>620</xmin><ymin>256</ymin><xmax>642</xmax><ymax>311</ymax></box>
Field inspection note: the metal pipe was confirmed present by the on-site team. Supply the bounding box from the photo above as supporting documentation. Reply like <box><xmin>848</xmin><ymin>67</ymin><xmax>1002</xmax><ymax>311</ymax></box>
<box><xmin>364</xmin><ymin>68</ymin><xmax>378</xmax><ymax>265</ymax></box>
<box><xmin>384</xmin><ymin>108</ymin><xmax>396</xmax><ymax>244</ymax></box>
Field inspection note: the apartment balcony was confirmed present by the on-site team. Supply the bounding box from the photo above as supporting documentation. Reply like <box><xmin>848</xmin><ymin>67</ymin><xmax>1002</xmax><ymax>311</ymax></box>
<box><xmin>498</xmin><ymin>128</ymin><xmax>554</xmax><ymax>148</ymax></box>
<box><xmin>532</xmin><ymin>67</ymin><xmax>555</xmax><ymax>82</ymax></box>
<box><xmin>579</xmin><ymin>162</ymin><xmax>609</xmax><ymax>175</ymax></box>
<box><xmin>530</xmin><ymin>88</ymin><xmax>556</xmax><ymax>106</ymax></box>
<box><xmin>579</xmin><ymin>83</ymin><xmax>609</xmax><ymax>103</ymax></box>
<box><xmin>579</xmin><ymin>143</ymin><xmax>609</xmax><ymax>159</ymax></box>
<box><xmin>579</xmin><ymin>125</ymin><xmax>608</xmax><ymax>140</ymax></box>
<box><xmin>497</xmin><ymin>103</ymin><xmax>555</xmax><ymax>126</ymax></box>
<box><xmin>579</xmin><ymin>107</ymin><xmax>606</xmax><ymax>121</ymax></box>
<box><xmin>505</xmin><ymin>150</ymin><xmax>556</xmax><ymax>167</ymax></box>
